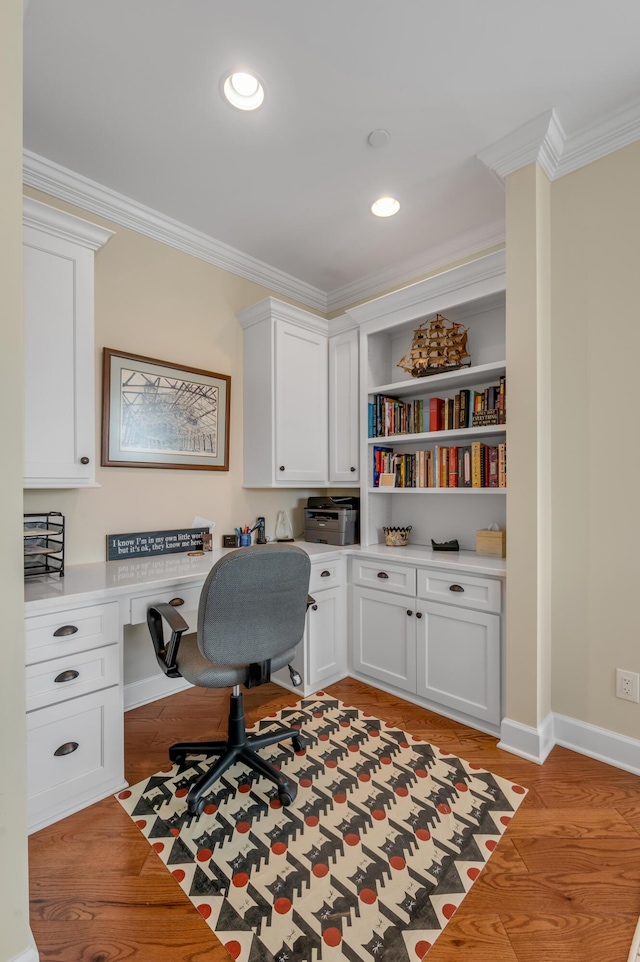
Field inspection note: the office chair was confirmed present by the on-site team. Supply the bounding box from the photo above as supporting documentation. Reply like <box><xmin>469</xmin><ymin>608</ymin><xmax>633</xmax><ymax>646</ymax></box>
<box><xmin>147</xmin><ymin>543</ymin><xmax>311</xmax><ymax>816</ymax></box>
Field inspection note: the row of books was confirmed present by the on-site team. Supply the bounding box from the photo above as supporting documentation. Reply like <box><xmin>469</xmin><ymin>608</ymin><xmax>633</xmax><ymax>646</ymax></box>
<box><xmin>372</xmin><ymin>442</ymin><xmax>507</xmax><ymax>488</ymax></box>
<box><xmin>368</xmin><ymin>376</ymin><xmax>506</xmax><ymax>437</ymax></box>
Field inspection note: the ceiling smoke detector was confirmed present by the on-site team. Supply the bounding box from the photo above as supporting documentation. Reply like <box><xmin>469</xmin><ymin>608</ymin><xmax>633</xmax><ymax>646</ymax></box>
<box><xmin>371</xmin><ymin>196</ymin><xmax>400</xmax><ymax>217</ymax></box>
<box><xmin>367</xmin><ymin>129</ymin><xmax>390</xmax><ymax>148</ymax></box>
<box><xmin>222</xmin><ymin>70</ymin><xmax>265</xmax><ymax>111</ymax></box>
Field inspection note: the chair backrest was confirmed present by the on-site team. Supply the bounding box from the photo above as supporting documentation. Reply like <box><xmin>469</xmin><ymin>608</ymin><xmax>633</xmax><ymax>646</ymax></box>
<box><xmin>197</xmin><ymin>544</ymin><xmax>311</xmax><ymax>666</ymax></box>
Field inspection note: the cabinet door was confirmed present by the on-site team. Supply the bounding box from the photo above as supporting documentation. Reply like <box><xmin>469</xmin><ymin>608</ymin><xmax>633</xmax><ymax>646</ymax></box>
<box><xmin>416</xmin><ymin>601</ymin><xmax>500</xmax><ymax>724</ymax></box>
<box><xmin>351</xmin><ymin>586</ymin><xmax>417</xmax><ymax>693</ymax></box>
<box><xmin>329</xmin><ymin>329</ymin><xmax>359</xmax><ymax>482</ymax></box>
<box><xmin>275</xmin><ymin>320</ymin><xmax>328</xmax><ymax>482</ymax></box>
<box><xmin>23</xmin><ymin>202</ymin><xmax>112</xmax><ymax>488</ymax></box>
<box><xmin>307</xmin><ymin>586</ymin><xmax>347</xmax><ymax>689</ymax></box>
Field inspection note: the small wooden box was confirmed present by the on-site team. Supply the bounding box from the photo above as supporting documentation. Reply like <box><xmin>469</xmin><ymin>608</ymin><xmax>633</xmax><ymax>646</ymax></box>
<box><xmin>476</xmin><ymin>528</ymin><xmax>506</xmax><ymax>558</ymax></box>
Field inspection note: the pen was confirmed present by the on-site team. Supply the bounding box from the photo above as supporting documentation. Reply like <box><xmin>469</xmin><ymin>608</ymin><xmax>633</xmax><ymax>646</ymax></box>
<box><xmin>235</xmin><ymin>527</ymin><xmax>242</xmax><ymax>538</ymax></box>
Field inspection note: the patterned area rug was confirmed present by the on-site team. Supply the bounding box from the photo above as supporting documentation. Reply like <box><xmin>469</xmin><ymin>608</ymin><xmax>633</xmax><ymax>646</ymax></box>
<box><xmin>117</xmin><ymin>694</ymin><xmax>527</xmax><ymax>961</ymax></box>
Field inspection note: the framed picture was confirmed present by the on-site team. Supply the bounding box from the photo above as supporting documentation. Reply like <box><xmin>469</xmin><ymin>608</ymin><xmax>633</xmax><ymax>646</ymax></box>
<box><xmin>101</xmin><ymin>348</ymin><xmax>230</xmax><ymax>470</ymax></box>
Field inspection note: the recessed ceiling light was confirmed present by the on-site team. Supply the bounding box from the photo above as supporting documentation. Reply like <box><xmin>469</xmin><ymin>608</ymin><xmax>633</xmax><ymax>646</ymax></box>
<box><xmin>222</xmin><ymin>70</ymin><xmax>265</xmax><ymax>111</ymax></box>
<box><xmin>371</xmin><ymin>196</ymin><xmax>400</xmax><ymax>217</ymax></box>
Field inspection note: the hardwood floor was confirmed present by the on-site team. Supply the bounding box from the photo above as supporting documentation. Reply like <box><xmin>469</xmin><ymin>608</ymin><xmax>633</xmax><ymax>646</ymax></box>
<box><xmin>29</xmin><ymin>678</ymin><xmax>640</xmax><ymax>962</ymax></box>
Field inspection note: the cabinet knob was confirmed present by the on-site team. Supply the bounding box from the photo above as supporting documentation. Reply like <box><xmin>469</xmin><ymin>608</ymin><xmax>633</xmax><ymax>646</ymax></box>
<box><xmin>320</xmin><ymin>570</ymin><xmax>331</xmax><ymax>578</ymax></box>
<box><xmin>449</xmin><ymin>584</ymin><xmax>465</xmax><ymax>593</ymax></box>
<box><xmin>54</xmin><ymin>669</ymin><xmax>80</xmax><ymax>683</ymax></box>
<box><xmin>377</xmin><ymin>571</ymin><xmax>389</xmax><ymax>579</ymax></box>
<box><xmin>53</xmin><ymin>624</ymin><xmax>78</xmax><ymax>637</ymax></box>
<box><xmin>54</xmin><ymin>741</ymin><xmax>79</xmax><ymax>757</ymax></box>
<box><xmin>406</xmin><ymin>609</ymin><xmax>413</xmax><ymax>616</ymax></box>
<box><xmin>169</xmin><ymin>597</ymin><xmax>184</xmax><ymax>607</ymax></box>
<box><xmin>350</xmin><ymin>466</ymin><xmax>356</xmax><ymax>472</ymax></box>
<box><xmin>416</xmin><ymin>611</ymin><xmax>423</xmax><ymax>619</ymax></box>
<box><xmin>311</xmin><ymin>604</ymin><xmax>318</xmax><ymax>611</ymax></box>
<box><xmin>80</xmin><ymin>456</ymin><xmax>90</xmax><ymax>465</ymax></box>
<box><xmin>279</xmin><ymin>465</ymin><xmax>285</xmax><ymax>471</ymax></box>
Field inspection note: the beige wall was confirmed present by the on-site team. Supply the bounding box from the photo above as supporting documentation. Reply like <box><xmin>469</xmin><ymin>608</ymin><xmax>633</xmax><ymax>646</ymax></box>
<box><xmin>23</xmin><ymin>188</ymin><xmax>323</xmax><ymax>567</ymax></box>
<box><xmin>0</xmin><ymin>2</ymin><xmax>32</xmax><ymax>959</ymax></box>
<box><xmin>504</xmin><ymin>165</ymin><xmax>553</xmax><ymax>728</ymax></box>
<box><xmin>550</xmin><ymin>141</ymin><xmax>640</xmax><ymax>738</ymax></box>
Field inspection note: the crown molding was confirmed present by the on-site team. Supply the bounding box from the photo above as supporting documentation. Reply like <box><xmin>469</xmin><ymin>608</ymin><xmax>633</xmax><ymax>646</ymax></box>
<box><xmin>478</xmin><ymin>101</ymin><xmax>640</xmax><ymax>183</ymax></box>
<box><xmin>237</xmin><ymin>296</ymin><xmax>329</xmax><ymax>335</ymax></box>
<box><xmin>345</xmin><ymin>249</ymin><xmax>506</xmax><ymax>333</ymax></box>
<box><xmin>22</xmin><ymin>150</ymin><xmax>328</xmax><ymax>312</ymax></box>
<box><xmin>476</xmin><ymin>109</ymin><xmax>566</xmax><ymax>182</ymax></box>
<box><xmin>325</xmin><ymin>220</ymin><xmax>505</xmax><ymax>313</ymax></box>
<box><xmin>23</xmin><ymin>196</ymin><xmax>114</xmax><ymax>250</ymax></box>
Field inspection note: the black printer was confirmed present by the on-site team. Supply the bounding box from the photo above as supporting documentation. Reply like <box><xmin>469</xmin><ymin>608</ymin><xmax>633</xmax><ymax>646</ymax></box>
<box><xmin>304</xmin><ymin>496</ymin><xmax>359</xmax><ymax>545</ymax></box>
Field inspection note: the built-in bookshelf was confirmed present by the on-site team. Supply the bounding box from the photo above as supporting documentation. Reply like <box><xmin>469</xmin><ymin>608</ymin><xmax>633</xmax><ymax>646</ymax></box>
<box><xmin>346</xmin><ymin>250</ymin><xmax>507</xmax><ymax>549</ymax></box>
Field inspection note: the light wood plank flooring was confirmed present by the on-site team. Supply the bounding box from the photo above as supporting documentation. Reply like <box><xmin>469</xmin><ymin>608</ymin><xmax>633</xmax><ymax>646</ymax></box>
<box><xmin>29</xmin><ymin>678</ymin><xmax>640</xmax><ymax>962</ymax></box>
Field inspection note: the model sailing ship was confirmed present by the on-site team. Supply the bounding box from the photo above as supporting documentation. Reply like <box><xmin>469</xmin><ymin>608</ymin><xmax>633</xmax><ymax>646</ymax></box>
<box><xmin>397</xmin><ymin>313</ymin><xmax>471</xmax><ymax>377</ymax></box>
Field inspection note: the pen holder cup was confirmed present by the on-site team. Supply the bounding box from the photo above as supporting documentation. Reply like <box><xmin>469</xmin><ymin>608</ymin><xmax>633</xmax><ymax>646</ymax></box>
<box><xmin>239</xmin><ymin>533</ymin><xmax>252</xmax><ymax>547</ymax></box>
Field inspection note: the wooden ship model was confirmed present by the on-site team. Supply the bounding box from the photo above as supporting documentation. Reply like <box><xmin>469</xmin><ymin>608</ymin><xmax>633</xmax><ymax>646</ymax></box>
<box><xmin>397</xmin><ymin>313</ymin><xmax>471</xmax><ymax>377</ymax></box>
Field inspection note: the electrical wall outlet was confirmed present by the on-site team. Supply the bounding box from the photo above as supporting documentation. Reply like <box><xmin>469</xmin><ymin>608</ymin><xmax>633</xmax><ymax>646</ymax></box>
<box><xmin>615</xmin><ymin>668</ymin><xmax>640</xmax><ymax>703</ymax></box>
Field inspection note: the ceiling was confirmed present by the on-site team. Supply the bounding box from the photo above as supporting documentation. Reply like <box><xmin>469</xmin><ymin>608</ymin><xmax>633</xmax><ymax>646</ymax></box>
<box><xmin>23</xmin><ymin>0</ymin><xmax>640</xmax><ymax>310</ymax></box>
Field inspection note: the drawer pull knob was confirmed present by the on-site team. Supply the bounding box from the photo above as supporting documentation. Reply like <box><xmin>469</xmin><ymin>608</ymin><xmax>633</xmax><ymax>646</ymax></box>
<box><xmin>54</xmin><ymin>669</ymin><xmax>80</xmax><ymax>683</ymax></box>
<box><xmin>311</xmin><ymin>604</ymin><xmax>318</xmax><ymax>611</ymax></box>
<box><xmin>350</xmin><ymin>466</ymin><xmax>356</xmax><ymax>472</ymax></box>
<box><xmin>169</xmin><ymin>597</ymin><xmax>184</xmax><ymax>607</ymax></box>
<box><xmin>53</xmin><ymin>625</ymin><xmax>79</xmax><ymax>637</ymax></box>
<box><xmin>279</xmin><ymin>465</ymin><xmax>285</xmax><ymax>471</ymax></box>
<box><xmin>80</xmin><ymin>456</ymin><xmax>90</xmax><ymax>465</ymax></box>
<box><xmin>377</xmin><ymin>572</ymin><xmax>389</xmax><ymax>580</ymax></box>
<box><xmin>406</xmin><ymin>609</ymin><xmax>413</xmax><ymax>616</ymax></box>
<box><xmin>320</xmin><ymin>570</ymin><xmax>331</xmax><ymax>578</ymax></box>
<box><xmin>449</xmin><ymin>584</ymin><xmax>465</xmax><ymax>593</ymax></box>
<box><xmin>416</xmin><ymin>611</ymin><xmax>423</xmax><ymax>619</ymax></box>
<box><xmin>54</xmin><ymin>741</ymin><xmax>79</xmax><ymax>757</ymax></box>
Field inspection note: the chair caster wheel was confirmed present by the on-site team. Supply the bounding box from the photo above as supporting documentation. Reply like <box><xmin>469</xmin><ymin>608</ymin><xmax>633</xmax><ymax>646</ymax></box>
<box><xmin>188</xmin><ymin>797</ymin><xmax>206</xmax><ymax>817</ymax></box>
<box><xmin>169</xmin><ymin>751</ymin><xmax>186</xmax><ymax>767</ymax></box>
<box><xmin>291</xmin><ymin>736</ymin><xmax>305</xmax><ymax>753</ymax></box>
<box><xmin>278</xmin><ymin>783</ymin><xmax>298</xmax><ymax>806</ymax></box>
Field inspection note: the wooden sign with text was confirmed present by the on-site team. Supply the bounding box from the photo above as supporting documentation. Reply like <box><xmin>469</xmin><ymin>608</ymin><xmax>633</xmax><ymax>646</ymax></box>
<box><xmin>107</xmin><ymin>527</ymin><xmax>209</xmax><ymax>561</ymax></box>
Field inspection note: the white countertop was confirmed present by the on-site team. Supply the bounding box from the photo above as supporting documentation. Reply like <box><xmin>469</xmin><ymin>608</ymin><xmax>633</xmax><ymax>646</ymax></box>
<box><xmin>24</xmin><ymin>540</ymin><xmax>505</xmax><ymax>613</ymax></box>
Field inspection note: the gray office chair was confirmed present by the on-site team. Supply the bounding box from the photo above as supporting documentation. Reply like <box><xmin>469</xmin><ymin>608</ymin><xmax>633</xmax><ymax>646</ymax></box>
<box><xmin>147</xmin><ymin>544</ymin><xmax>311</xmax><ymax>816</ymax></box>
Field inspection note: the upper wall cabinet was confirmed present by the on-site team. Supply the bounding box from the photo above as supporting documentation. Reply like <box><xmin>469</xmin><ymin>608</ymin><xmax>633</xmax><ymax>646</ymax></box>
<box><xmin>329</xmin><ymin>326</ymin><xmax>359</xmax><ymax>483</ymax></box>
<box><xmin>23</xmin><ymin>198</ymin><xmax>113</xmax><ymax>488</ymax></box>
<box><xmin>239</xmin><ymin>298</ymin><xmax>330</xmax><ymax>486</ymax></box>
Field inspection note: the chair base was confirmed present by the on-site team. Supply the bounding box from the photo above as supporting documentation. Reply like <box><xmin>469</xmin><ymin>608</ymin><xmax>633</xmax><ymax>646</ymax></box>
<box><xmin>168</xmin><ymin>691</ymin><xmax>304</xmax><ymax>815</ymax></box>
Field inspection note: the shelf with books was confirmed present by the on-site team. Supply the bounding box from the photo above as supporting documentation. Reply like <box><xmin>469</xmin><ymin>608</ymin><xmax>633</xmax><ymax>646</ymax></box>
<box><xmin>371</xmin><ymin>437</ymin><xmax>506</xmax><ymax>491</ymax></box>
<box><xmin>368</xmin><ymin>487</ymin><xmax>505</xmax><ymax>494</ymax></box>
<box><xmin>370</xmin><ymin>360</ymin><xmax>505</xmax><ymax>401</ymax></box>
<box><xmin>367</xmin><ymin>424</ymin><xmax>506</xmax><ymax>445</ymax></box>
<box><xmin>368</xmin><ymin>371</ymin><xmax>506</xmax><ymax>439</ymax></box>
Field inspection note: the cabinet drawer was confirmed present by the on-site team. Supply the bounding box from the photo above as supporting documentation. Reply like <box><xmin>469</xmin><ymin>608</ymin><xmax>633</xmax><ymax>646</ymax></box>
<box><xmin>309</xmin><ymin>557</ymin><xmax>345</xmax><ymax>593</ymax></box>
<box><xmin>26</xmin><ymin>643</ymin><xmax>119</xmax><ymax>713</ymax></box>
<box><xmin>129</xmin><ymin>584</ymin><xmax>202</xmax><ymax>625</ymax></box>
<box><xmin>27</xmin><ymin>685</ymin><xmax>122</xmax><ymax>827</ymax></box>
<box><xmin>350</xmin><ymin>558</ymin><xmax>416</xmax><ymax>596</ymax></box>
<box><xmin>416</xmin><ymin>569</ymin><xmax>501</xmax><ymax>613</ymax></box>
<box><xmin>25</xmin><ymin>602</ymin><xmax>120</xmax><ymax>665</ymax></box>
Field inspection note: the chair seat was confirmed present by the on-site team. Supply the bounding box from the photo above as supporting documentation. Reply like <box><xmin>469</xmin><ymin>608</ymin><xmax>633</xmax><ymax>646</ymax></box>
<box><xmin>176</xmin><ymin>632</ymin><xmax>298</xmax><ymax>688</ymax></box>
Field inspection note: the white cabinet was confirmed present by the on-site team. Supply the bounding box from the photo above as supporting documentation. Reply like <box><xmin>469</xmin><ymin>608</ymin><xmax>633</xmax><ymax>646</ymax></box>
<box><xmin>238</xmin><ymin>297</ymin><xmax>329</xmax><ymax>486</ymax></box>
<box><xmin>23</xmin><ymin>198</ymin><xmax>113</xmax><ymax>488</ymax></box>
<box><xmin>329</xmin><ymin>327</ymin><xmax>359</xmax><ymax>483</ymax></box>
<box><xmin>351</xmin><ymin>585</ymin><xmax>417</xmax><ymax>692</ymax></box>
<box><xmin>350</xmin><ymin>556</ymin><xmax>503</xmax><ymax>727</ymax></box>
<box><xmin>416</xmin><ymin>602</ymin><xmax>500</xmax><ymax>725</ymax></box>
<box><xmin>24</xmin><ymin>600</ymin><xmax>125</xmax><ymax>832</ymax></box>
<box><xmin>272</xmin><ymin>557</ymin><xmax>347</xmax><ymax>695</ymax></box>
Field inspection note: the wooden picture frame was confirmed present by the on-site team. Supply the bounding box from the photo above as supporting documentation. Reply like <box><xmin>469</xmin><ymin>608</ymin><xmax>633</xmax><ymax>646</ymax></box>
<box><xmin>101</xmin><ymin>348</ymin><xmax>230</xmax><ymax>470</ymax></box>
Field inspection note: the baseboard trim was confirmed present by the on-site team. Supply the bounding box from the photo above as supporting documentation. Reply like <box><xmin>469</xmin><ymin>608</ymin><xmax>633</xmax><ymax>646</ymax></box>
<box><xmin>9</xmin><ymin>933</ymin><xmax>39</xmax><ymax>962</ymax></box>
<box><xmin>124</xmin><ymin>673</ymin><xmax>193</xmax><ymax>711</ymax></box>
<box><xmin>498</xmin><ymin>713</ymin><xmax>555</xmax><ymax>765</ymax></box>
<box><xmin>553</xmin><ymin>712</ymin><xmax>640</xmax><ymax>777</ymax></box>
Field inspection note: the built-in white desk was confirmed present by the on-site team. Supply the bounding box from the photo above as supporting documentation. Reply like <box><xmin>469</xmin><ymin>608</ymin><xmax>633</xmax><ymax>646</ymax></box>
<box><xmin>24</xmin><ymin>542</ymin><xmax>505</xmax><ymax>832</ymax></box>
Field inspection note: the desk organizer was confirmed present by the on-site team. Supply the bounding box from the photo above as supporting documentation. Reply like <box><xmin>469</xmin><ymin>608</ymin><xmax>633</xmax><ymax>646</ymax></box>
<box><xmin>24</xmin><ymin>511</ymin><xmax>65</xmax><ymax>577</ymax></box>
